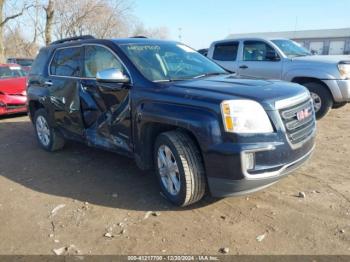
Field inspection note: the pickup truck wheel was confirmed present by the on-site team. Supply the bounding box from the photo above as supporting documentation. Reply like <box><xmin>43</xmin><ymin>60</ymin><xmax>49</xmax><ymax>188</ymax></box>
<box><xmin>302</xmin><ymin>82</ymin><xmax>333</xmax><ymax>120</ymax></box>
<box><xmin>34</xmin><ymin>108</ymin><xmax>65</xmax><ymax>152</ymax></box>
<box><xmin>154</xmin><ymin>131</ymin><xmax>206</xmax><ymax>207</ymax></box>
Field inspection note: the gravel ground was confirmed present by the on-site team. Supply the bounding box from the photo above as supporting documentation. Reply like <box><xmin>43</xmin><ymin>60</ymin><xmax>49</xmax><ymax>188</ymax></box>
<box><xmin>0</xmin><ymin>106</ymin><xmax>349</xmax><ymax>255</ymax></box>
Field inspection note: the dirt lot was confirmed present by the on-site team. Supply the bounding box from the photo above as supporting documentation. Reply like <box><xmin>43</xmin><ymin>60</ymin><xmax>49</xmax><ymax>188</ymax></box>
<box><xmin>0</xmin><ymin>106</ymin><xmax>349</xmax><ymax>255</ymax></box>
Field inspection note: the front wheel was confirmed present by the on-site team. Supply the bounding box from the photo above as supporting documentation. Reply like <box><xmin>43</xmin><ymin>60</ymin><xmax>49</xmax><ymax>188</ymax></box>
<box><xmin>154</xmin><ymin>131</ymin><xmax>206</xmax><ymax>207</ymax></box>
<box><xmin>303</xmin><ymin>82</ymin><xmax>333</xmax><ymax>120</ymax></box>
<box><xmin>333</xmin><ymin>102</ymin><xmax>347</xmax><ymax>109</ymax></box>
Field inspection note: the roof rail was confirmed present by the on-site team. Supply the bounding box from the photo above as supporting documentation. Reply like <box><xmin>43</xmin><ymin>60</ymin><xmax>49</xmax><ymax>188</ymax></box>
<box><xmin>50</xmin><ymin>35</ymin><xmax>95</xmax><ymax>45</ymax></box>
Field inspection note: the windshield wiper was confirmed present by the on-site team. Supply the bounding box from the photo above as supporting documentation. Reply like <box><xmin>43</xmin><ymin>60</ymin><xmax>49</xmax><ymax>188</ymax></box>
<box><xmin>193</xmin><ymin>72</ymin><xmax>228</xmax><ymax>79</ymax></box>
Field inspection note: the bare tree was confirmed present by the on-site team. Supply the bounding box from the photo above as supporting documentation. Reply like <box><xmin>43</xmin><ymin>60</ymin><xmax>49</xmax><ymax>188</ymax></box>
<box><xmin>53</xmin><ymin>0</ymin><xmax>133</xmax><ymax>40</ymax></box>
<box><xmin>4</xmin><ymin>26</ymin><xmax>38</xmax><ymax>58</ymax></box>
<box><xmin>0</xmin><ymin>0</ymin><xmax>32</xmax><ymax>61</ymax></box>
<box><xmin>132</xmin><ymin>22</ymin><xmax>169</xmax><ymax>39</ymax></box>
<box><xmin>44</xmin><ymin>0</ymin><xmax>54</xmax><ymax>45</ymax></box>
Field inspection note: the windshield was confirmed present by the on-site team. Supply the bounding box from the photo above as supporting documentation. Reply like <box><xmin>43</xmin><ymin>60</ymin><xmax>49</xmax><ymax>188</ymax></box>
<box><xmin>272</xmin><ymin>40</ymin><xmax>311</xmax><ymax>58</ymax></box>
<box><xmin>0</xmin><ymin>66</ymin><xmax>26</xmax><ymax>78</ymax></box>
<box><xmin>119</xmin><ymin>42</ymin><xmax>227</xmax><ymax>82</ymax></box>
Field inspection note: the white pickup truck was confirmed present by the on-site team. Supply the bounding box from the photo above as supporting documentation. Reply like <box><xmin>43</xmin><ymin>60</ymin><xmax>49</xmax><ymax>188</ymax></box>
<box><xmin>207</xmin><ymin>38</ymin><xmax>350</xmax><ymax>119</ymax></box>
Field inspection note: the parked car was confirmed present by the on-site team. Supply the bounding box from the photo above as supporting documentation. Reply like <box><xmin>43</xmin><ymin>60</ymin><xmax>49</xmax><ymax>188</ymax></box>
<box><xmin>27</xmin><ymin>36</ymin><xmax>316</xmax><ymax>206</ymax></box>
<box><xmin>0</xmin><ymin>64</ymin><xmax>27</xmax><ymax>116</ymax></box>
<box><xmin>207</xmin><ymin>38</ymin><xmax>350</xmax><ymax>119</ymax></box>
<box><xmin>6</xmin><ymin>58</ymin><xmax>34</xmax><ymax>72</ymax></box>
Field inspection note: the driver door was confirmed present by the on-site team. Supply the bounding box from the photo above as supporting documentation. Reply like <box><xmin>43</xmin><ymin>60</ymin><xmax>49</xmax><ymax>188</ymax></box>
<box><xmin>238</xmin><ymin>40</ymin><xmax>283</xmax><ymax>79</ymax></box>
<box><xmin>80</xmin><ymin>45</ymin><xmax>132</xmax><ymax>154</ymax></box>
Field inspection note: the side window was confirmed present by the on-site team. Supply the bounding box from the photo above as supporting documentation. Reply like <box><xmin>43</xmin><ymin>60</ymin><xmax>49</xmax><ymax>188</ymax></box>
<box><xmin>243</xmin><ymin>41</ymin><xmax>278</xmax><ymax>61</ymax></box>
<box><xmin>30</xmin><ymin>49</ymin><xmax>49</xmax><ymax>75</ymax></box>
<box><xmin>83</xmin><ymin>45</ymin><xmax>126</xmax><ymax>78</ymax></box>
<box><xmin>50</xmin><ymin>47</ymin><xmax>81</xmax><ymax>77</ymax></box>
<box><xmin>213</xmin><ymin>42</ymin><xmax>239</xmax><ymax>61</ymax></box>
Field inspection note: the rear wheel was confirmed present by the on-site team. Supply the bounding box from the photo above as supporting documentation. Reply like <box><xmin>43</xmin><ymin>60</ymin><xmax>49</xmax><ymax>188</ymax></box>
<box><xmin>302</xmin><ymin>82</ymin><xmax>333</xmax><ymax>120</ymax></box>
<box><xmin>154</xmin><ymin>131</ymin><xmax>206</xmax><ymax>207</ymax></box>
<box><xmin>34</xmin><ymin>109</ymin><xmax>65</xmax><ymax>151</ymax></box>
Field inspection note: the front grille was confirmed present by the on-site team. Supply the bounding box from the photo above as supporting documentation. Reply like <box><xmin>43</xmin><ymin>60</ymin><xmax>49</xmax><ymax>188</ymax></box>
<box><xmin>7</xmin><ymin>104</ymin><xmax>26</xmax><ymax>110</ymax></box>
<box><xmin>279</xmin><ymin>99</ymin><xmax>316</xmax><ymax>145</ymax></box>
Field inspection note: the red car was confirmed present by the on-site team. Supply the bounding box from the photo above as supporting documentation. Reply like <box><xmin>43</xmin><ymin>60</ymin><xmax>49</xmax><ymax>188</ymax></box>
<box><xmin>0</xmin><ymin>64</ymin><xmax>27</xmax><ymax>116</ymax></box>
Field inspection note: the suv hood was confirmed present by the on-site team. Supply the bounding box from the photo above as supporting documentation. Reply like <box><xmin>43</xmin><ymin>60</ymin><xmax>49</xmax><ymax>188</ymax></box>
<box><xmin>292</xmin><ymin>55</ymin><xmax>350</xmax><ymax>64</ymax></box>
<box><xmin>0</xmin><ymin>77</ymin><xmax>27</xmax><ymax>95</ymax></box>
<box><xmin>169</xmin><ymin>75</ymin><xmax>308</xmax><ymax>110</ymax></box>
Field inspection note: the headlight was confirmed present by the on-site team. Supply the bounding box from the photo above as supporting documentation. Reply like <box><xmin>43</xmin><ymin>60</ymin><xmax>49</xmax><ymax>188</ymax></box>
<box><xmin>338</xmin><ymin>62</ymin><xmax>350</xmax><ymax>79</ymax></box>
<box><xmin>221</xmin><ymin>100</ymin><xmax>273</xmax><ymax>134</ymax></box>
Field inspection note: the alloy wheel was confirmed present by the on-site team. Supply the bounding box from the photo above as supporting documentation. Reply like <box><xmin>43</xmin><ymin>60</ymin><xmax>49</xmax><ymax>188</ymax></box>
<box><xmin>157</xmin><ymin>145</ymin><xmax>181</xmax><ymax>196</ymax></box>
<box><xmin>36</xmin><ymin>115</ymin><xmax>51</xmax><ymax>146</ymax></box>
<box><xmin>311</xmin><ymin>92</ymin><xmax>322</xmax><ymax>113</ymax></box>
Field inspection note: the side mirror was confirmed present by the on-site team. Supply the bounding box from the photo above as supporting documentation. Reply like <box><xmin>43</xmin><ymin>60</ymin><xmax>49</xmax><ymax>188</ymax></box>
<box><xmin>265</xmin><ymin>50</ymin><xmax>280</xmax><ymax>61</ymax></box>
<box><xmin>96</xmin><ymin>68</ymin><xmax>130</xmax><ymax>84</ymax></box>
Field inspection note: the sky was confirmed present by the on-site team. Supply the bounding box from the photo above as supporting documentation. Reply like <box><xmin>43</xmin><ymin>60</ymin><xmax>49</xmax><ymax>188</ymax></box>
<box><xmin>133</xmin><ymin>0</ymin><xmax>350</xmax><ymax>49</ymax></box>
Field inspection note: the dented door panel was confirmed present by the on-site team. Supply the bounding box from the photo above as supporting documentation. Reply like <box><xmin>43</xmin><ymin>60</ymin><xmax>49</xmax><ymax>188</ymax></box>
<box><xmin>48</xmin><ymin>77</ymin><xmax>84</xmax><ymax>137</ymax></box>
<box><xmin>80</xmin><ymin>78</ymin><xmax>132</xmax><ymax>154</ymax></box>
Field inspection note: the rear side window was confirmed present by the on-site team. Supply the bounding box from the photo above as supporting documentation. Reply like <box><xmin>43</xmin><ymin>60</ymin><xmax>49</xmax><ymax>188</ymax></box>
<box><xmin>50</xmin><ymin>47</ymin><xmax>81</xmax><ymax>77</ymax></box>
<box><xmin>213</xmin><ymin>42</ymin><xmax>239</xmax><ymax>61</ymax></box>
<box><xmin>30</xmin><ymin>49</ymin><xmax>49</xmax><ymax>75</ymax></box>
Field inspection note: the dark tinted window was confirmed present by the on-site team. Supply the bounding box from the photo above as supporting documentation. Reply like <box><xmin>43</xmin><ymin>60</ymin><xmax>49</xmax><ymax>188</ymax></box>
<box><xmin>243</xmin><ymin>41</ymin><xmax>278</xmax><ymax>61</ymax></box>
<box><xmin>30</xmin><ymin>49</ymin><xmax>49</xmax><ymax>75</ymax></box>
<box><xmin>213</xmin><ymin>42</ymin><xmax>239</xmax><ymax>61</ymax></box>
<box><xmin>50</xmin><ymin>47</ymin><xmax>81</xmax><ymax>77</ymax></box>
<box><xmin>16</xmin><ymin>59</ymin><xmax>33</xmax><ymax>67</ymax></box>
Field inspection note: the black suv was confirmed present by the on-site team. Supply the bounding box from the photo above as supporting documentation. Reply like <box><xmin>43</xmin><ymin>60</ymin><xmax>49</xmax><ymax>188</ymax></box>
<box><xmin>27</xmin><ymin>35</ymin><xmax>316</xmax><ymax>206</ymax></box>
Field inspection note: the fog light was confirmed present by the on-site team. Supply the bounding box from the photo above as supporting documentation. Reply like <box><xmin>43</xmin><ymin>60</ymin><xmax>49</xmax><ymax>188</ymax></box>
<box><xmin>243</xmin><ymin>152</ymin><xmax>255</xmax><ymax>171</ymax></box>
<box><xmin>0</xmin><ymin>101</ymin><xmax>5</xmax><ymax>107</ymax></box>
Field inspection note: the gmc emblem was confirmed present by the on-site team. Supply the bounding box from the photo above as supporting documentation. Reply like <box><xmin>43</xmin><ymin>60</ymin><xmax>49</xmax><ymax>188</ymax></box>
<box><xmin>296</xmin><ymin>107</ymin><xmax>312</xmax><ymax>121</ymax></box>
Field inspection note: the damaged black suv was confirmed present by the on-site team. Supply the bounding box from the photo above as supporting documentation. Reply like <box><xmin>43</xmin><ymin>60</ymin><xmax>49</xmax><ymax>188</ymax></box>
<box><xmin>27</xmin><ymin>35</ymin><xmax>316</xmax><ymax>206</ymax></box>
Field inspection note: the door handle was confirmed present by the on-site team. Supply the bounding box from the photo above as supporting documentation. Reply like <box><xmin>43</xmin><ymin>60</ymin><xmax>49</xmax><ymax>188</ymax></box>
<box><xmin>239</xmin><ymin>65</ymin><xmax>248</xmax><ymax>69</ymax></box>
<box><xmin>44</xmin><ymin>80</ymin><xmax>53</xmax><ymax>86</ymax></box>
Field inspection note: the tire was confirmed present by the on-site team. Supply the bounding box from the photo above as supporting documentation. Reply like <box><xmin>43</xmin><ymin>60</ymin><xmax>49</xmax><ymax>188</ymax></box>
<box><xmin>302</xmin><ymin>82</ymin><xmax>333</xmax><ymax>120</ymax></box>
<box><xmin>34</xmin><ymin>108</ymin><xmax>65</xmax><ymax>151</ymax></box>
<box><xmin>154</xmin><ymin>131</ymin><xmax>206</xmax><ymax>207</ymax></box>
<box><xmin>333</xmin><ymin>102</ymin><xmax>347</xmax><ymax>109</ymax></box>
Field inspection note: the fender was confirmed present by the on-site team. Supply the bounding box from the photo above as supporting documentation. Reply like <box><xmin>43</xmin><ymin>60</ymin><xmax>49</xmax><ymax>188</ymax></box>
<box><xmin>283</xmin><ymin>68</ymin><xmax>336</xmax><ymax>82</ymax></box>
<box><xmin>133</xmin><ymin>101</ymin><xmax>223</xmax><ymax>170</ymax></box>
<box><xmin>283</xmin><ymin>68</ymin><xmax>340</xmax><ymax>99</ymax></box>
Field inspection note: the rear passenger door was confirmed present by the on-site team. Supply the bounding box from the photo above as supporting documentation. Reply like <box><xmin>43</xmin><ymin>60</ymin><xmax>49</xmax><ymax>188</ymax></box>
<box><xmin>238</xmin><ymin>40</ymin><xmax>282</xmax><ymax>79</ymax></box>
<box><xmin>48</xmin><ymin>46</ymin><xmax>85</xmax><ymax>138</ymax></box>
<box><xmin>210</xmin><ymin>41</ymin><xmax>239</xmax><ymax>73</ymax></box>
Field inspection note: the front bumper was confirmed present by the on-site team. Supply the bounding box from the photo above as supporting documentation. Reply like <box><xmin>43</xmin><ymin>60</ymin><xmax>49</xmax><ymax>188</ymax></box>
<box><xmin>207</xmin><ymin>144</ymin><xmax>315</xmax><ymax>197</ymax></box>
<box><xmin>322</xmin><ymin>79</ymin><xmax>350</xmax><ymax>102</ymax></box>
<box><xmin>0</xmin><ymin>94</ymin><xmax>27</xmax><ymax>116</ymax></box>
<box><xmin>204</xmin><ymin>128</ymin><xmax>316</xmax><ymax>198</ymax></box>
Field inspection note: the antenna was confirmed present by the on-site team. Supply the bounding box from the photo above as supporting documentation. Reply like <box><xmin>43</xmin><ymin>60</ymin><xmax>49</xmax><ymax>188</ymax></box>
<box><xmin>178</xmin><ymin>27</ymin><xmax>182</xmax><ymax>41</ymax></box>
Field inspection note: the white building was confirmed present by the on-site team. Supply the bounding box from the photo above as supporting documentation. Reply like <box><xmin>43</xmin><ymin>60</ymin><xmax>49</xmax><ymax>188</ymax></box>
<box><xmin>227</xmin><ymin>28</ymin><xmax>350</xmax><ymax>55</ymax></box>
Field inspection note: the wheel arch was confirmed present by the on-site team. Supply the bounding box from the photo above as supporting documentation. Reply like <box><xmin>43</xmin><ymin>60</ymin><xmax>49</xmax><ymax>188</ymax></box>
<box><xmin>291</xmin><ymin>76</ymin><xmax>334</xmax><ymax>102</ymax></box>
<box><xmin>28</xmin><ymin>100</ymin><xmax>45</xmax><ymax>123</ymax></box>
<box><xmin>134</xmin><ymin>122</ymin><xmax>204</xmax><ymax>171</ymax></box>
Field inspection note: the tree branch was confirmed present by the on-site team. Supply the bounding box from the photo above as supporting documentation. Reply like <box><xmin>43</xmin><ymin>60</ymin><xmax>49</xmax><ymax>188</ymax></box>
<box><xmin>0</xmin><ymin>4</ymin><xmax>33</xmax><ymax>27</ymax></box>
